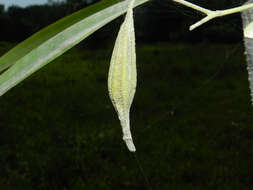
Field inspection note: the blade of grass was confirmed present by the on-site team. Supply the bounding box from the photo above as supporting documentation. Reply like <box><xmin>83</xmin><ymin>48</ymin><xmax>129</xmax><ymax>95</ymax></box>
<box><xmin>0</xmin><ymin>0</ymin><xmax>149</xmax><ymax>96</ymax></box>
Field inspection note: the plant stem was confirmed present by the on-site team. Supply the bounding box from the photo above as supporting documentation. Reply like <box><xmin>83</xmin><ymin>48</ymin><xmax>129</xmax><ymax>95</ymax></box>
<box><xmin>173</xmin><ymin>0</ymin><xmax>253</xmax><ymax>31</ymax></box>
<box><xmin>173</xmin><ymin>0</ymin><xmax>211</xmax><ymax>15</ymax></box>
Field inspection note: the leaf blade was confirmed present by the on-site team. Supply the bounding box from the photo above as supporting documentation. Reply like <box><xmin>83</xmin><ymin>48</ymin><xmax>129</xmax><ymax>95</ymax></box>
<box><xmin>0</xmin><ymin>0</ymin><xmax>149</xmax><ymax>96</ymax></box>
<box><xmin>0</xmin><ymin>0</ymin><xmax>117</xmax><ymax>72</ymax></box>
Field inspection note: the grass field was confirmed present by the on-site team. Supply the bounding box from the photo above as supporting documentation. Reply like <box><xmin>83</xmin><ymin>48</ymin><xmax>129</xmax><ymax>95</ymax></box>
<box><xmin>0</xmin><ymin>41</ymin><xmax>253</xmax><ymax>190</ymax></box>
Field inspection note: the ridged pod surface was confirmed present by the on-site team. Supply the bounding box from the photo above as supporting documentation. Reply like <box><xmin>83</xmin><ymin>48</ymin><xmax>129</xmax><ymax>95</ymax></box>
<box><xmin>108</xmin><ymin>0</ymin><xmax>136</xmax><ymax>152</ymax></box>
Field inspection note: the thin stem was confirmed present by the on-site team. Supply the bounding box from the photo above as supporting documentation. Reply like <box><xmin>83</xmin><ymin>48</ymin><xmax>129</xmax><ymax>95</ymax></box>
<box><xmin>219</xmin><ymin>3</ymin><xmax>253</xmax><ymax>16</ymax></box>
<box><xmin>173</xmin><ymin>0</ymin><xmax>211</xmax><ymax>15</ymax></box>
<box><xmin>190</xmin><ymin>11</ymin><xmax>218</xmax><ymax>31</ymax></box>
<box><xmin>172</xmin><ymin>0</ymin><xmax>253</xmax><ymax>31</ymax></box>
<box><xmin>128</xmin><ymin>0</ymin><xmax>135</xmax><ymax>10</ymax></box>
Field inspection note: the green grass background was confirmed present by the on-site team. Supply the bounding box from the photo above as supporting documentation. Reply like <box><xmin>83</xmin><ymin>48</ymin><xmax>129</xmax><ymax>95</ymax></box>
<box><xmin>0</xmin><ymin>42</ymin><xmax>253</xmax><ymax>190</ymax></box>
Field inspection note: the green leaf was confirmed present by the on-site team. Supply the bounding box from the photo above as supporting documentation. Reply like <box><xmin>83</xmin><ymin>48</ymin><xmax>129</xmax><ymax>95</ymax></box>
<box><xmin>0</xmin><ymin>0</ymin><xmax>149</xmax><ymax>96</ymax></box>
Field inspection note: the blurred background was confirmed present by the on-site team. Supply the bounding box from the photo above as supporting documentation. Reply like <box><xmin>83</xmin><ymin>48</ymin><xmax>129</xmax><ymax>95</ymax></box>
<box><xmin>1</xmin><ymin>0</ymin><xmax>253</xmax><ymax>189</ymax></box>
<box><xmin>0</xmin><ymin>0</ymin><xmax>246</xmax><ymax>43</ymax></box>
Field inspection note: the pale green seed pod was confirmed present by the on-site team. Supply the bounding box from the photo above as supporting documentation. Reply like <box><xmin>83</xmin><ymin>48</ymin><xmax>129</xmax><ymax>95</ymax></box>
<box><xmin>108</xmin><ymin>0</ymin><xmax>137</xmax><ymax>152</ymax></box>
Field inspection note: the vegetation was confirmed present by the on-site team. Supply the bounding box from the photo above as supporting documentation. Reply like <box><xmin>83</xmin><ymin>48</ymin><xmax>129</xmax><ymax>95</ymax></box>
<box><xmin>0</xmin><ymin>42</ymin><xmax>252</xmax><ymax>189</ymax></box>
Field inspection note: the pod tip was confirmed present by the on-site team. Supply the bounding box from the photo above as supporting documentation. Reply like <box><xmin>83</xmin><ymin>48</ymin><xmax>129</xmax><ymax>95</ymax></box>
<box><xmin>124</xmin><ymin>138</ymin><xmax>136</xmax><ymax>152</ymax></box>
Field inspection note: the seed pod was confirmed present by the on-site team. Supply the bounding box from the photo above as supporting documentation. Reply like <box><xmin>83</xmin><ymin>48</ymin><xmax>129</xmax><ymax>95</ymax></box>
<box><xmin>108</xmin><ymin>0</ymin><xmax>137</xmax><ymax>152</ymax></box>
<box><xmin>242</xmin><ymin>0</ymin><xmax>253</xmax><ymax>105</ymax></box>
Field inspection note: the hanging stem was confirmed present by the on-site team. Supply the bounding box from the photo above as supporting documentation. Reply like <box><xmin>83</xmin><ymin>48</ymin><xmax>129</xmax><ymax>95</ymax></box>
<box><xmin>173</xmin><ymin>0</ymin><xmax>253</xmax><ymax>31</ymax></box>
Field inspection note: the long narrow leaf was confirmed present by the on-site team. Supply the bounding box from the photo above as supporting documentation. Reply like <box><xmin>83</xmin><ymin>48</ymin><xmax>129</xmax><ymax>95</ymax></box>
<box><xmin>0</xmin><ymin>0</ymin><xmax>149</xmax><ymax>96</ymax></box>
<box><xmin>0</xmin><ymin>0</ymin><xmax>115</xmax><ymax>72</ymax></box>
